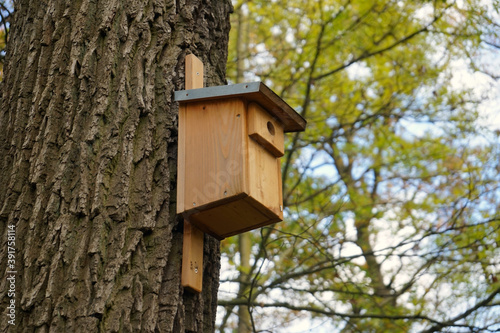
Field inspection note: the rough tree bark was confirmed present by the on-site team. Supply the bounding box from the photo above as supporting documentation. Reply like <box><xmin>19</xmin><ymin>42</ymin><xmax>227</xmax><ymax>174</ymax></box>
<box><xmin>0</xmin><ymin>0</ymin><xmax>232</xmax><ymax>332</ymax></box>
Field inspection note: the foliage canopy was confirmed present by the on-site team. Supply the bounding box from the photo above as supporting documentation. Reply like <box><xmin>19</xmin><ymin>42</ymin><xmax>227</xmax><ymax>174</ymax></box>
<box><xmin>219</xmin><ymin>0</ymin><xmax>500</xmax><ymax>332</ymax></box>
<box><xmin>0</xmin><ymin>1</ymin><xmax>12</xmax><ymax>79</ymax></box>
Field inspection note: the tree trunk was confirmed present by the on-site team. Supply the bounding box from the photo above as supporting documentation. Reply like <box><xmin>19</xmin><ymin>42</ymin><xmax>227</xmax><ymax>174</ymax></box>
<box><xmin>237</xmin><ymin>234</ymin><xmax>251</xmax><ymax>333</ymax></box>
<box><xmin>0</xmin><ymin>0</ymin><xmax>232</xmax><ymax>332</ymax></box>
<box><xmin>234</xmin><ymin>5</ymin><xmax>251</xmax><ymax>332</ymax></box>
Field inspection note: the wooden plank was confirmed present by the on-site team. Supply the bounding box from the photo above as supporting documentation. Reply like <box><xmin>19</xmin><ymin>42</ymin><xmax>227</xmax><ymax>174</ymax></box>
<box><xmin>248</xmin><ymin>102</ymin><xmax>285</xmax><ymax>157</ymax></box>
<box><xmin>181</xmin><ymin>55</ymin><xmax>204</xmax><ymax>293</ymax></box>
<box><xmin>189</xmin><ymin>195</ymin><xmax>281</xmax><ymax>239</ymax></box>
<box><xmin>178</xmin><ymin>54</ymin><xmax>204</xmax><ymax>214</ymax></box>
<box><xmin>177</xmin><ymin>103</ymin><xmax>187</xmax><ymax>214</ymax></box>
<box><xmin>185</xmin><ymin>54</ymin><xmax>204</xmax><ymax>90</ymax></box>
<box><xmin>181</xmin><ymin>220</ymin><xmax>204</xmax><ymax>292</ymax></box>
<box><xmin>183</xmin><ymin>99</ymin><xmax>247</xmax><ymax>211</ymax></box>
<box><xmin>277</xmin><ymin>157</ymin><xmax>283</xmax><ymax>220</ymax></box>
<box><xmin>247</xmin><ymin>137</ymin><xmax>283</xmax><ymax>221</ymax></box>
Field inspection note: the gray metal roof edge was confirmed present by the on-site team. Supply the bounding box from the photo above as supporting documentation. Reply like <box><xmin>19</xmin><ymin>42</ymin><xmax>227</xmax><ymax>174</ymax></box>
<box><xmin>174</xmin><ymin>82</ymin><xmax>262</xmax><ymax>102</ymax></box>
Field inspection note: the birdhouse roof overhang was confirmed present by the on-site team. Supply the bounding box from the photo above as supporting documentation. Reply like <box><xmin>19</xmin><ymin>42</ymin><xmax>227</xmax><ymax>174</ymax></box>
<box><xmin>174</xmin><ymin>82</ymin><xmax>306</xmax><ymax>133</ymax></box>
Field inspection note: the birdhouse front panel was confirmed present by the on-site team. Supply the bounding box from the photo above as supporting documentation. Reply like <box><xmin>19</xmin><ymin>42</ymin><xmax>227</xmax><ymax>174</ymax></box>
<box><xmin>179</xmin><ymin>98</ymin><xmax>248</xmax><ymax>212</ymax></box>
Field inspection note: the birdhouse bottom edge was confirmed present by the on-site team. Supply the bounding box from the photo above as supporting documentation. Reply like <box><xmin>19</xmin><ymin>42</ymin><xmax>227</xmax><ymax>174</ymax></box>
<box><xmin>183</xmin><ymin>194</ymin><xmax>283</xmax><ymax>240</ymax></box>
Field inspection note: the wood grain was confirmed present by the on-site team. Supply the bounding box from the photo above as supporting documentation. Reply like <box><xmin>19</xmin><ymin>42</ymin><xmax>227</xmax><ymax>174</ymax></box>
<box><xmin>178</xmin><ymin>54</ymin><xmax>204</xmax><ymax>214</ymax></box>
<box><xmin>247</xmin><ymin>137</ymin><xmax>284</xmax><ymax>221</ymax></box>
<box><xmin>178</xmin><ymin>97</ymin><xmax>285</xmax><ymax>238</ymax></box>
<box><xmin>177</xmin><ymin>103</ymin><xmax>187</xmax><ymax>214</ymax></box>
<box><xmin>182</xmin><ymin>98</ymin><xmax>248</xmax><ymax>212</ymax></box>
<box><xmin>190</xmin><ymin>195</ymin><xmax>281</xmax><ymax>239</ymax></box>
<box><xmin>180</xmin><ymin>55</ymin><xmax>205</xmax><ymax>293</ymax></box>
<box><xmin>182</xmin><ymin>220</ymin><xmax>204</xmax><ymax>292</ymax></box>
<box><xmin>248</xmin><ymin>102</ymin><xmax>285</xmax><ymax>157</ymax></box>
<box><xmin>185</xmin><ymin>54</ymin><xmax>204</xmax><ymax>89</ymax></box>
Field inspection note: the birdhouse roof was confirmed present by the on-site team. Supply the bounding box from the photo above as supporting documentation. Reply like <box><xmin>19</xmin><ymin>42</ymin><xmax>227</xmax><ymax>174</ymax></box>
<box><xmin>174</xmin><ymin>82</ymin><xmax>306</xmax><ymax>132</ymax></box>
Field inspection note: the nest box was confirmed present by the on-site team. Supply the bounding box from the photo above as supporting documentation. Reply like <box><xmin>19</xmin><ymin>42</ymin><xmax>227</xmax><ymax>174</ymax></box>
<box><xmin>176</xmin><ymin>79</ymin><xmax>306</xmax><ymax>239</ymax></box>
<box><xmin>175</xmin><ymin>55</ymin><xmax>306</xmax><ymax>292</ymax></box>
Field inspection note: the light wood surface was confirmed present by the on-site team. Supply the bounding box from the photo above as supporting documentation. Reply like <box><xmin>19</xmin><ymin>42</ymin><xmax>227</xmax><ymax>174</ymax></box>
<box><xmin>177</xmin><ymin>56</ymin><xmax>290</xmax><ymax>240</ymax></box>
<box><xmin>247</xmin><ymin>137</ymin><xmax>284</xmax><ymax>221</ymax></box>
<box><xmin>177</xmin><ymin>102</ymin><xmax>187</xmax><ymax>214</ymax></box>
<box><xmin>185</xmin><ymin>54</ymin><xmax>204</xmax><ymax>89</ymax></box>
<box><xmin>180</xmin><ymin>54</ymin><xmax>204</xmax><ymax>293</ymax></box>
<box><xmin>190</xmin><ymin>195</ymin><xmax>281</xmax><ymax>239</ymax></box>
<box><xmin>248</xmin><ymin>102</ymin><xmax>285</xmax><ymax>157</ymax></box>
<box><xmin>183</xmin><ymin>99</ymin><xmax>247</xmax><ymax>211</ymax></box>
<box><xmin>177</xmin><ymin>54</ymin><xmax>205</xmax><ymax>214</ymax></box>
<box><xmin>181</xmin><ymin>220</ymin><xmax>204</xmax><ymax>292</ymax></box>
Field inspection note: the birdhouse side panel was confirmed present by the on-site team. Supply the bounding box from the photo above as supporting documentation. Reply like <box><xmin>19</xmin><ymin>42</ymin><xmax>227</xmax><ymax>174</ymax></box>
<box><xmin>247</xmin><ymin>138</ymin><xmax>284</xmax><ymax>221</ymax></box>
<box><xmin>181</xmin><ymin>99</ymin><xmax>248</xmax><ymax>212</ymax></box>
<box><xmin>177</xmin><ymin>103</ymin><xmax>188</xmax><ymax>214</ymax></box>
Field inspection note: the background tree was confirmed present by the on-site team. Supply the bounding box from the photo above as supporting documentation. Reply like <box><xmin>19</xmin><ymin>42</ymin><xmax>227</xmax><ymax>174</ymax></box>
<box><xmin>219</xmin><ymin>0</ymin><xmax>500</xmax><ymax>332</ymax></box>
<box><xmin>0</xmin><ymin>0</ymin><xmax>232</xmax><ymax>332</ymax></box>
<box><xmin>0</xmin><ymin>0</ymin><xmax>12</xmax><ymax>79</ymax></box>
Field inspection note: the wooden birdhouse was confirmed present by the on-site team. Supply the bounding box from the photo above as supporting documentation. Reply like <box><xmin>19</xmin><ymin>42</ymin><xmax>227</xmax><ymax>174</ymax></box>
<box><xmin>176</xmin><ymin>55</ymin><xmax>306</xmax><ymax>292</ymax></box>
<box><xmin>175</xmin><ymin>61</ymin><xmax>306</xmax><ymax>240</ymax></box>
